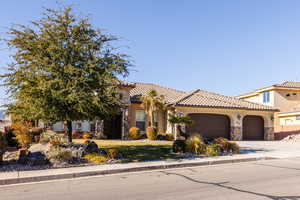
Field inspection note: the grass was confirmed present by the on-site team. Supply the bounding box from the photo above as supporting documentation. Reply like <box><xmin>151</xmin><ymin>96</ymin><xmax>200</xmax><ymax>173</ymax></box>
<box><xmin>73</xmin><ymin>139</ymin><xmax>184</xmax><ymax>163</ymax></box>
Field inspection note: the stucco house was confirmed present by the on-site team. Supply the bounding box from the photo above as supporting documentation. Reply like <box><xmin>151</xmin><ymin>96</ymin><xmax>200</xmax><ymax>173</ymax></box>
<box><xmin>238</xmin><ymin>81</ymin><xmax>300</xmax><ymax>133</ymax></box>
<box><xmin>49</xmin><ymin>82</ymin><xmax>277</xmax><ymax>140</ymax></box>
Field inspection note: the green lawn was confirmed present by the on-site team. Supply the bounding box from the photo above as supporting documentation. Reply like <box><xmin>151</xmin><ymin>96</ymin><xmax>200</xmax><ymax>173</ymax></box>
<box><xmin>73</xmin><ymin>139</ymin><xmax>185</xmax><ymax>163</ymax></box>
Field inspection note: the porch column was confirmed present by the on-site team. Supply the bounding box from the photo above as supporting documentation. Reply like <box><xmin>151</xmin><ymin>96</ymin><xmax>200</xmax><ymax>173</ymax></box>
<box><xmin>166</xmin><ymin>110</ymin><xmax>174</xmax><ymax>134</ymax></box>
<box><xmin>95</xmin><ymin>120</ymin><xmax>104</xmax><ymax>139</ymax></box>
<box><xmin>230</xmin><ymin>114</ymin><xmax>243</xmax><ymax>141</ymax></box>
<box><xmin>121</xmin><ymin>106</ymin><xmax>129</xmax><ymax>139</ymax></box>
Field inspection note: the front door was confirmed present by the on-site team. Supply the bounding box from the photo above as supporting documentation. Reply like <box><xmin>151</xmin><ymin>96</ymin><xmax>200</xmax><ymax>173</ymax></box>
<box><xmin>104</xmin><ymin>114</ymin><xmax>122</xmax><ymax>139</ymax></box>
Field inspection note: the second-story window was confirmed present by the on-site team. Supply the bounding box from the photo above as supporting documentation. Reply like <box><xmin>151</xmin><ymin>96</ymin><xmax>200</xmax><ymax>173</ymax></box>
<box><xmin>263</xmin><ymin>91</ymin><xmax>270</xmax><ymax>103</ymax></box>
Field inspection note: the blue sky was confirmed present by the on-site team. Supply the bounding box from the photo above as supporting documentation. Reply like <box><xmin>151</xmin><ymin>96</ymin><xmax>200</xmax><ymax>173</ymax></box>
<box><xmin>1</xmin><ymin>0</ymin><xmax>300</xmax><ymax>104</ymax></box>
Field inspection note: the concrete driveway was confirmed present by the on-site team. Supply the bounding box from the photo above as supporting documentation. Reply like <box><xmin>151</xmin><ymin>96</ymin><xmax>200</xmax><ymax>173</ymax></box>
<box><xmin>237</xmin><ymin>141</ymin><xmax>300</xmax><ymax>158</ymax></box>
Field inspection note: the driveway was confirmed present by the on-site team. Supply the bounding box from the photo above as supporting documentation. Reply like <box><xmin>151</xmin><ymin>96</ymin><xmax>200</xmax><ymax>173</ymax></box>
<box><xmin>237</xmin><ymin>141</ymin><xmax>300</xmax><ymax>158</ymax></box>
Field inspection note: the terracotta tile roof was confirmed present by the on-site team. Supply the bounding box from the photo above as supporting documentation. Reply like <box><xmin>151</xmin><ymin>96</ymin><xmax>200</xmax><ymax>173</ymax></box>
<box><xmin>119</xmin><ymin>81</ymin><xmax>135</xmax><ymax>88</ymax></box>
<box><xmin>273</xmin><ymin>81</ymin><xmax>300</xmax><ymax>88</ymax></box>
<box><xmin>130</xmin><ymin>82</ymin><xmax>277</xmax><ymax>111</ymax></box>
<box><xmin>129</xmin><ymin>82</ymin><xmax>187</xmax><ymax>103</ymax></box>
<box><xmin>170</xmin><ymin>89</ymin><xmax>278</xmax><ymax>111</ymax></box>
<box><xmin>238</xmin><ymin>81</ymin><xmax>300</xmax><ymax>97</ymax></box>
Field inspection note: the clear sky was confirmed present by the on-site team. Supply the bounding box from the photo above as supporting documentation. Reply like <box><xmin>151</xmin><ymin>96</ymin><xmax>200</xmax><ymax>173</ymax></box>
<box><xmin>1</xmin><ymin>0</ymin><xmax>300</xmax><ymax>104</ymax></box>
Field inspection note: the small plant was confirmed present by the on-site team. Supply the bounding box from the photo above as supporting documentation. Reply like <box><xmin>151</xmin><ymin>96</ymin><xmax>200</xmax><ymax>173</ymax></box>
<box><xmin>205</xmin><ymin>144</ymin><xmax>222</xmax><ymax>157</ymax></box>
<box><xmin>185</xmin><ymin>135</ymin><xmax>206</xmax><ymax>154</ymax></box>
<box><xmin>107</xmin><ymin>148</ymin><xmax>119</xmax><ymax>159</ymax></box>
<box><xmin>47</xmin><ymin>147</ymin><xmax>72</xmax><ymax>166</ymax></box>
<box><xmin>214</xmin><ymin>137</ymin><xmax>240</xmax><ymax>153</ymax></box>
<box><xmin>146</xmin><ymin>126</ymin><xmax>157</xmax><ymax>140</ymax></box>
<box><xmin>0</xmin><ymin>135</ymin><xmax>8</xmax><ymax>163</ymax></box>
<box><xmin>172</xmin><ymin>140</ymin><xmax>186</xmax><ymax>153</ymax></box>
<box><xmin>129</xmin><ymin>127</ymin><xmax>141</xmax><ymax>140</ymax></box>
<box><xmin>214</xmin><ymin>137</ymin><xmax>229</xmax><ymax>144</ymax></box>
<box><xmin>84</xmin><ymin>153</ymin><xmax>107</xmax><ymax>164</ymax></box>
<box><xmin>82</xmin><ymin>132</ymin><xmax>93</xmax><ymax>139</ymax></box>
<box><xmin>228</xmin><ymin>142</ymin><xmax>240</xmax><ymax>154</ymax></box>
<box><xmin>165</xmin><ymin>134</ymin><xmax>175</xmax><ymax>141</ymax></box>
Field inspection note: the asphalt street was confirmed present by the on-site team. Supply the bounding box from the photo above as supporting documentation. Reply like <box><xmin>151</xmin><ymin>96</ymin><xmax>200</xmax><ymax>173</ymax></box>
<box><xmin>2</xmin><ymin>158</ymin><xmax>300</xmax><ymax>200</ymax></box>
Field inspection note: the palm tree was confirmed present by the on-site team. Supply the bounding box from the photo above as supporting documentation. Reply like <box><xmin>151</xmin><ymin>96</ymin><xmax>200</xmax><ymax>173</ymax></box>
<box><xmin>141</xmin><ymin>90</ymin><xmax>165</xmax><ymax>127</ymax></box>
<box><xmin>168</xmin><ymin>114</ymin><xmax>193</xmax><ymax>140</ymax></box>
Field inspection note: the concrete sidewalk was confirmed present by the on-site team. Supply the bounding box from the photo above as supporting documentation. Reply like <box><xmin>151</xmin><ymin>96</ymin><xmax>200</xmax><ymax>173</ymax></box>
<box><xmin>0</xmin><ymin>153</ymin><xmax>272</xmax><ymax>185</ymax></box>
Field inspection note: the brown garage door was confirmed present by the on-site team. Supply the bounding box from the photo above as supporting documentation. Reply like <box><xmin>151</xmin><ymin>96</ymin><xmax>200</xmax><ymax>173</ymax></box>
<box><xmin>186</xmin><ymin>113</ymin><xmax>230</xmax><ymax>139</ymax></box>
<box><xmin>243</xmin><ymin>115</ymin><xmax>264</xmax><ymax>140</ymax></box>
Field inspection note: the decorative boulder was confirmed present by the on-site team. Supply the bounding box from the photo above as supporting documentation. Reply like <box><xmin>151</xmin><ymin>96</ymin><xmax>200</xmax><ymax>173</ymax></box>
<box><xmin>84</xmin><ymin>141</ymin><xmax>100</xmax><ymax>154</ymax></box>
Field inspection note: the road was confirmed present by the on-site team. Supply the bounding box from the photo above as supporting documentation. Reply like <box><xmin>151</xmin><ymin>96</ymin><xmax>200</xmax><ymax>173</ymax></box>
<box><xmin>2</xmin><ymin>158</ymin><xmax>300</xmax><ymax>200</ymax></box>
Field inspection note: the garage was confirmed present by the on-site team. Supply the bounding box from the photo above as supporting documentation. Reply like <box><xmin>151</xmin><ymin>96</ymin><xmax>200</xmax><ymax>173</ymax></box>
<box><xmin>243</xmin><ymin>115</ymin><xmax>264</xmax><ymax>140</ymax></box>
<box><xmin>186</xmin><ymin>113</ymin><xmax>231</xmax><ymax>139</ymax></box>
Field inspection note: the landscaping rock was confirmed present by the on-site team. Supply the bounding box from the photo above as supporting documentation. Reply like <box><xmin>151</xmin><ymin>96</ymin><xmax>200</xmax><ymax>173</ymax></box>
<box><xmin>85</xmin><ymin>141</ymin><xmax>100</xmax><ymax>154</ymax></box>
<box><xmin>29</xmin><ymin>143</ymin><xmax>50</xmax><ymax>154</ymax></box>
<box><xmin>68</xmin><ymin>141</ymin><xmax>101</xmax><ymax>158</ymax></box>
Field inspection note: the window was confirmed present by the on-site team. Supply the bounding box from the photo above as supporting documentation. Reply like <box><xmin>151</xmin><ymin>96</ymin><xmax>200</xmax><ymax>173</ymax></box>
<box><xmin>135</xmin><ymin>110</ymin><xmax>146</xmax><ymax>131</ymax></box>
<box><xmin>296</xmin><ymin>116</ymin><xmax>300</xmax><ymax>120</ymax></box>
<box><xmin>263</xmin><ymin>92</ymin><xmax>270</xmax><ymax>103</ymax></box>
<box><xmin>76</xmin><ymin>122</ymin><xmax>82</xmax><ymax>130</ymax></box>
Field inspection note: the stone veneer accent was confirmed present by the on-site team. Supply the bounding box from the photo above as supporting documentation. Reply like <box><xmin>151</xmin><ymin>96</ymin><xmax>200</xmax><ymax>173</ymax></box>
<box><xmin>264</xmin><ymin>127</ymin><xmax>274</xmax><ymax>141</ymax></box>
<box><xmin>230</xmin><ymin>126</ymin><xmax>242</xmax><ymax>141</ymax></box>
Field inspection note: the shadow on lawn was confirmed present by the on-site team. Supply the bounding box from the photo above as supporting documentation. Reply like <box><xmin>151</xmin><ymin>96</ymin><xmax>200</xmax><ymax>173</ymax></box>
<box><xmin>116</xmin><ymin>145</ymin><xmax>185</xmax><ymax>163</ymax></box>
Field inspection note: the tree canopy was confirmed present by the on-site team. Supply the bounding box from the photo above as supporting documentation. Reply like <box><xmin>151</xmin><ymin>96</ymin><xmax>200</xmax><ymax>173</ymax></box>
<box><xmin>1</xmin><ymin>6</ymin><xmax>131</xmax><ymax>141</ymax></box>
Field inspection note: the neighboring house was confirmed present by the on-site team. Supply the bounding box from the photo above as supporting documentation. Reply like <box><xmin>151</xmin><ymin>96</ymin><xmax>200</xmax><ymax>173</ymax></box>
<box><xmin>238</xmin><ymin>81</ymin><xmax>300</xmax><ymax>133</ymax></box>
<box><xmin>47</xmin><ymin>82</ymin><xmax>278</xmax><ymax>141</ymax></box>
<box><xmin>0</xmin><ymin>110</ymin><xmax>12</xmax><ymax>132</ymax></box>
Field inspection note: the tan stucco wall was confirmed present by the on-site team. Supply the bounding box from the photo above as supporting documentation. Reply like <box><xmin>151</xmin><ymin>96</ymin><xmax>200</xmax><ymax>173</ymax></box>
<box><xmin>241</xmin><ymin>90</ymin><xmax>275</xmax><ymax>107</ymax></box>
<box><xmin>128</xmin><ymin>103</ymin><xmax>167</xmax><ymax>133</ymax></box>
<box><xmin>240</xmin><ymin>88</ymin><xmax>300</xmax><ymax>133</ymax></box>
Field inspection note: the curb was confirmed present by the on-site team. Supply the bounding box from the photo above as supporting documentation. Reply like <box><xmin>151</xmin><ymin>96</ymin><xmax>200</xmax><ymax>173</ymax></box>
<box><xmin>0</xmin><ymin>156</ymin><xmax>274</xmax><ymax>186</ymax></box>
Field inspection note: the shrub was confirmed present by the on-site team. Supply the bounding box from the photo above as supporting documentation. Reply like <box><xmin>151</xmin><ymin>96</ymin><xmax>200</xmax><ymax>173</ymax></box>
<box><xmin>228</xmin><ymin>142</ymin><xmax>240</xmax><ymax>154</ymax></box>
<box><xmin>82</xmin><ymin>132</ymin><xmax>93</xmax><ymax>139</ymax></box>
<box><xmin>0</xmin><ymin>135</ymin><xmax>7</xmax><ymax>162</ymax></box>
<box><xmin>185</xmin><ymin>135</ymin><xmax>206</xmax><ymax>154</ymax></box>
<box><xmin>156</xmin><ymin>134</ymin><xmax>166</xmax><ymax>140</ymax></box>
<box><xmin>39</xmin><ymin>130</ymin><xmax>57</xmax><ymax>144</ymax></box>
<box><xmin>11</xmin><ymin>122</ymin><xmax>32</xmax><ymax>149</ymax></box>
<box><xmin>146</xmin><ymin>126</ymin><xmax>157</xmax><ymax>140</ymax></box>
<box><xmin>172</xmin><ymin>140</ymin><xmax>186</xmax><ymax>153</ymax></box>
<box><xmin>107</xmin><ymin>148</ymin><xmax>119</xmax><ymax>159</ymax></box>
<box><xmin>4</xmin><ymin>128</ymin><xmax>18</xmax><ymax>147</ymax></box>
<box><xmin>30</xmin><ymin>127</ymin><xmax>44</xmax><ymax>136</ymax></box>
<box><xmin>214</xmin><ymin>137</ymin><xmax>229</xmax><ymax>144</ymax></box>
<box><xmin>72</xmin><ymin>131</ymin><xmax>82</xmax><ymax>139</ymax></box>
<box><xmin>129</xmin><ymin>127</ymin><xmax>141</xmax><ymax>140</ymax></box>
<box><xmin>166</xmin><ymin>134</ymin><xmax>175</xmax><ymax>141</ymax></box>
<box><xmin>84</xmin><ymin>153</ymin><xmax>107</xmax><ymax>164</ymax></box>
<box><xmin>205</xmin><ymin>144</ymin><xmax>222</xmax><ymax>157</ymax></box>
<box><xmin>214</xmin><ymin>138</ymin><xmax>240</xmax><ymax>153</ymax></box>
<box><xmin>15</xmin><ymin>132</ymin><xmax>32</xmax><ymax>149</ymax></box>
<box><xmin>47</xmin><ymin>147</ymin><xmax>72</xmax><ymax>166</ymax></box>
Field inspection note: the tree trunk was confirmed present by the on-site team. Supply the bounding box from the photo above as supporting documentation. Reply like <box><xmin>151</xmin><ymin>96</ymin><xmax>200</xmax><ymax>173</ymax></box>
<box><xmin>67</xmin><ymin>120</ymin><xmax>72</xmax><ymax>143</ymax></box>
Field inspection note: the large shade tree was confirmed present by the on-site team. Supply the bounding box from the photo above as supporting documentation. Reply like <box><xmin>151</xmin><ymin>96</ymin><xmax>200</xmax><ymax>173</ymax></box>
<box><xmin>1</xmin><ymin>7</ymin><xmax>131</xmax><ymax>142</ymax></box>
